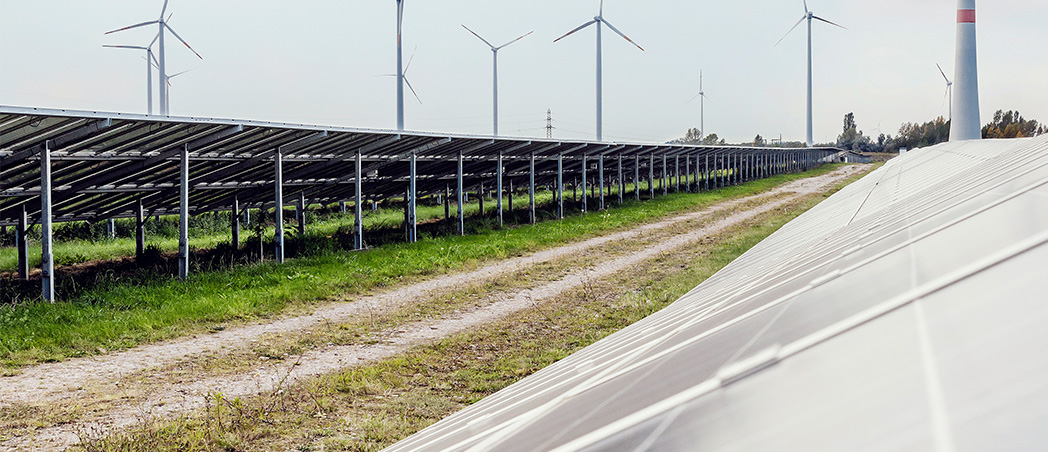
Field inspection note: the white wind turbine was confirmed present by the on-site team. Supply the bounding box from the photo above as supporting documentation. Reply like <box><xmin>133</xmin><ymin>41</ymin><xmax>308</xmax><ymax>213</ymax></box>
<box><xmin>382</xmin><ymin>48</ymin><xmax>423</xmax><ymax>108</ymax></box>
<box><xmin>775</xmin><ymin>0</ymin><xmax>845</xmax><ymax>148</ymax></box>
<box><xmin>554</xmin><ymin>0</ymin><xmax>644</xmax><ymax>142</ymax></box>
<box><xmin>105</xmin><ymin>0</ymin><xmax>202</xmax><ymax>116</ymax></box>
<box><xmin>103</xmin><ymin>38</ymin><xmax>159</xmax><ymax>115</ymax></box>
<box><xmin>687</xmin><ymin>70</ymin><xmax>711</xmax><ymax>143</ymax></box>
<box><xmin>394</xmin><ymin>0</ymin><xmax>407</xmax><ymax>131</ymax></box>
<box><xmin>462</xmin><ymin>25</ymin><xmax>533</xmax><ymax>137</ymax></box>
<box><xmin>937</xmin><ymin>63</ymin><xmax>954</xmax><ymax>122</ymax></box>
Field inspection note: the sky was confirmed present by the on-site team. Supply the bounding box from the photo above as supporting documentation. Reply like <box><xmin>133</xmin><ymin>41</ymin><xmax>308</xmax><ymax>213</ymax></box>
<box><xmin>0</xmin><ymin>0</ymin><xmax>1045</xmax><ymax>145</ymax></box>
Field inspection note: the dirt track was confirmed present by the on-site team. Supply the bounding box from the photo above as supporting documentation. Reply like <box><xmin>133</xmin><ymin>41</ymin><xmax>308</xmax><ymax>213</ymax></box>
<box><xmin>0</xmin><ymin>165</ymin><xmax>867</xmax><ymax>451</ymax></box>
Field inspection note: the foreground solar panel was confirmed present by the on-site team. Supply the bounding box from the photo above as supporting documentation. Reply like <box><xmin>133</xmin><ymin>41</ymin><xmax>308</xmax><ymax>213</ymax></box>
<box><xmin>385</xmin><ymin>134</ymin><xmax>1048</xmax><ymax>452</ymax></box>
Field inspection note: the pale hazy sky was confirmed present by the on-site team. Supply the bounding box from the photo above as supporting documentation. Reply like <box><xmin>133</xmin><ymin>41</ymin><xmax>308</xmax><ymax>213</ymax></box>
<box><xmin>1</xmin><ymin>0</ymin><xmax>1045</xmax><ymax>144</ymax></box>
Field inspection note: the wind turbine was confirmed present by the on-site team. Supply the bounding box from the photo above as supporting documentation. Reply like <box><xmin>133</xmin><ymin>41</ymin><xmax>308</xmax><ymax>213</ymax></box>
<box><xmin>163</xmin><ymin>69</ymin><xmax>193</xmax><ymax>113</ymax></box>
<box><xmin>937</xmin><ymin>63</ymin><xmax>954</xmax><ymax>122</ymax></box>
<box><xmin>775</xmin><ymin>0</ymin><xmax>845</xmax><ymax>148</ymax></box>
<box><xmin>103</xmin><ymin>37</ymin><xmax>160</xmax><ymax>115</ymax></box>
<box><xmin>105</xmin><ymin>0</ymin><xmax>202</xmax><ymax>116</ymax></box>
<box><xmin>687</xmin><ymin>70</ymin><xmax>711</xmax><ymax>143</ymax></box>
<box><xmin>394</xmin><ymin>0</ymin><xmax>407</xmax><ymax>131</ymax></box>
<box><xmin>554</xmin><ymin>0</ymin><xmax>644</xmax><ymax>142</ymax></box>
<box><xmin>382</xmin><ymin>48</ymin><xmax>422</xmax><ymax>107</ymax></box>
<box><xmin>463</xmin><ymin>25</ymin><xmax>533</xmax><ymax>137</ymax></box>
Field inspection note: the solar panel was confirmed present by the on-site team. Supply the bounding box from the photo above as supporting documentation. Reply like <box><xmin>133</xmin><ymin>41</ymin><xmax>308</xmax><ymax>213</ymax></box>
<box><xmin>384</xmin><ymin>134</ymin><xmax>1048</xmax><ymax>452</ymax></box>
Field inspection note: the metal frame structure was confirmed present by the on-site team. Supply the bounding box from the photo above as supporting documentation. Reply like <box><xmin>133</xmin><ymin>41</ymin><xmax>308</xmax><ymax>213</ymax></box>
<box><xmin>0</xmin><ymin>106</ymin><xmax>836</xmax><ymax>300</ymax></box>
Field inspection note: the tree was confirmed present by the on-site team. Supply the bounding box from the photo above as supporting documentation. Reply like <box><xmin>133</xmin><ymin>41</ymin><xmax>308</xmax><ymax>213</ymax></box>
<box><xmin>836</xmin><ymin>112</ymin><xmax>874</xmax><ymax>152</ymax></box>
<box><xmin>671</xmin><ymin>129</ymin><xmax>725</xmax><ymax>145</ymax></box>
<box><xmin>982</xmin><ymin>110</ymin><xmax>1046</xmax><ymax>139</ymax></box>
<box><xmin>753</xmin><ymin>134</ymin><xmax>766</xmax><ymax>146</ymax></box>
<box><xmin>891</xmin><ymin>117</ymin><xmax>950</xmax><ymax>152</ymax></box>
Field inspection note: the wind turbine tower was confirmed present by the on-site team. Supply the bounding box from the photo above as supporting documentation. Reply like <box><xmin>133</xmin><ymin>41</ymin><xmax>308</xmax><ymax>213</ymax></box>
<box><xmin>776</xmin><ymin>1</ymin><xmax>845</xmax><ymax>148</ymax></box>
<box><xmin>395</xmin><ymin>0</ymin><xmax>406</xmax><ymax>131</ymax></box>
<box><xmin>462</xmin><ymin>25</ymin><xmax>533</xmax><ymax>137</ymax></box>
<box><xmin>950</xmin><ymin>0</ymin><xmax>981</xmax><ymax>141</ymax></box>
<box><xmin>688</xmin><ymin>71</ymin><xmax>711</xmax><ymax>142</ymax></box>
<box><xmin>555</xmin><ymin>0</ymin><xmax>645</xmax><ymax>142</ymax></box>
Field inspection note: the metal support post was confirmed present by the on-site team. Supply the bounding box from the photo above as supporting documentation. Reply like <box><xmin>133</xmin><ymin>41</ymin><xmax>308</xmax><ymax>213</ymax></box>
<box><xmin>106</xmin><ymin>219</ymin><xmax>116</xmax><ymax>239</ymax></box>
<box><xmin>41</xmin><ymin>141</ymin><xmax>55</xmax><ymax>301</ymax></box>
<box><xmin>581</xmin><ymin>154</ymin><xmax>588</xmax><ymax>213</ymax></box>
<box><xmin>232</xmin><ymin>195</ymin><xmax>240</xmax><ymax>249</ymax></box>
<box><xmin>497</xmin><ymin>152</ymin><xmax>504</xmax><ymax>226</ymax></box>
<box><xmin>355</xmin><ymin>150</ymin><xmax>363</xmax><ymax>250</ymax></box>
<box><xmin>675</xmin><ymin>155</ymin><xmax>680</xmax><ymax>192</ymax></box>
<box><xmin>136</xmin><ymin>197</ymin><xmax>146</xmax><ymax>257</ymax></box>
<box><xmin>617</xmin><ymin>154</ymin><xmax>624</xmax><ymax>205</ymax></box>
<box><xmin>275</xmin><ymin>146</ymin><xmax>285</xmax><ymax>263</ymax></box>
<box><xmin>529</xmin><ymin>152</ymin><xmax>536</xmax><ymax>224</ymax></box>
<box><xmin>649</xmin><ymin>154</ymin><xmax>655</xmax><ymax>200</ymax></box>
<box><xmin>298</xmin><ymin>192</ymin><xmax>306</xmax><ymax>237</ymax></box>
<box><xmin>597</xmin><ymin>154</ymin><xmax>605</xmax><ymax>210</ymax></box>
<box><xmin>178</xmin><ymin>143</ymin><xmax>190</xmax><ymax>280</ymax></box>
<box><xmin>17</xmin><ymin>205</ymin><xmax>28</xmax><ymax>281</ymax></box>
<box><xmin>557</xmin><ymin>154</ymin><xmax>564</xmax><ymax>219</ymax></box>
<box><xmin>479</xmin><ymin>183</ymin><xmax>485</xmax><ymax>216</ymax></box>
<box><xmin>685</xmin><ymin>154</ymin><xmax>691</xmax><ymax>192</ymax></box>
<box><xmin>457</xmin><ymin>150</ymin><xmax>465</xmax><ymax>236</ymax></box>
<box><xmin>662</xmin><ymin>154</ymin><xmax>668</xmax><ymax>196</ymax></box>
<box><xmin>408</xmin><ymin>150</ymin><xmax>417</xmax><ymax>242</ymax></box>
<box><xmin>705</xmin><ymin>155</ymin><xmax>709</xmax><ymax>191</ymax></box>
<box><xmin>634</xmin><ymin>154</ymin><xmax>640</xmax><ymax>201</ymax></box>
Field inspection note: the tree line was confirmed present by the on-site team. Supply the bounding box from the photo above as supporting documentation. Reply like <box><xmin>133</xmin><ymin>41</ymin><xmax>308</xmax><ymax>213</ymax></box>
<box><xmin>673</xmin><ymin>110</ymin><xmax>1046</xmax><ymax>152</ymax></box>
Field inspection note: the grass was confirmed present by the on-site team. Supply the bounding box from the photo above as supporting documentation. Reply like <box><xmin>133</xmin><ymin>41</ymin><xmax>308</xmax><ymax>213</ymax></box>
<box><xmin>71</xmin><ymin>175</ymin><xmax>852</xmax><ymax>452</ymax></box>
<box><xmin>0</xmin><ymin>165</ymin><xmax>845</xmax><ymax>368</ymax></box>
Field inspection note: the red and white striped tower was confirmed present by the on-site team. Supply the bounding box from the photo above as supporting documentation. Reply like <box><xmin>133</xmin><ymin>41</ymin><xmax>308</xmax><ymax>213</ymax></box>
<box><xmin>950</xmin><ymin>0</ymin><xmax>981</xmax><ymax>141</ymax></box>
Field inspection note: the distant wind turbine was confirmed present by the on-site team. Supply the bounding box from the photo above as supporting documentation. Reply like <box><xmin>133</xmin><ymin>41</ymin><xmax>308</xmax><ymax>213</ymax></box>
<box><xmin>382</xmin><ymin>48</ymin><xmax>422</xmax><ymax>106</ymax></box>
<box><xmin>462</xmin><ymin>25</ymin><xmax>533</xmax><ymax>137</ymax></box>
<box><xmin>163</xmin><ymin>68</ymin><xmax>193</xmax><ymax>113</ymax></box>
<box><xmin>775</xmin><ymin>0</ymin><xmax>845</xmax><ymax>148</ymax></box>
<box><xmin>937</xmin><ymin>63</ymin><xmax>954</xmax><ymax>122</ymax></box>
<box><xmin>554</xmin><ymin>0</ymin><xmax>644</xmax><ymax>142</ymax></box>
<box><xmin>105</xmin><ymin>0</ymin><xmax>202</xmax><ymax>116</ymax></box>
<box><xmin>687</xmin><ymin>70</ymin><xmax>711</xmax><ymax>143</ymax></box>
<box><xmin>103</xmin><ymin>37</ymin><xmax>160</xmax><ymax>115</ymax></box>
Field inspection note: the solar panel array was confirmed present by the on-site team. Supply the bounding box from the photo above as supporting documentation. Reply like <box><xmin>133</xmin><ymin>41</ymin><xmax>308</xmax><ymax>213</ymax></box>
<box><xmin>0</xmin><ymin>106</ymin><xmax>835</xmax><ymax>227</ymax></box>
<box><xmin>385</xmin><ymin>134</ymin><xmax>1048</xmax><ymax>452</ymax></box>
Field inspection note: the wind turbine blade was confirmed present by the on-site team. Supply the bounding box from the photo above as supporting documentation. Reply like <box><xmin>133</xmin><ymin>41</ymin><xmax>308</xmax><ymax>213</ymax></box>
<box><xmin>803</xmin><ymin>0</ymin><xmax>809</xmax><ymax>13</ymax></box>
<box><xmin>600</xmin><ymin>0</ymin><xmax>604</xmax><ymax>16</ymax></box>
<box><xmin>404</xmin><ymin>47</ymin><xmax>417</xmax><ymax>73</ymax></box>
<box><xmin>702</xmin><ymin>93</ymin><xmax>712</xmax><ymax>103</ymax></box>
<box><xmin>943</xmin><ymin>87</ymin><xmax>949</xmax><ymax>108</ymax></box>
<box><xmin>167</xmin><ymin>13</ymin><xmax>174</xmax><ymax>22</ymax></box>
<box><xmin>462</xmin><ymin>25</ymin><xmax>495</xmax><ymax>49</ymax></box>
<box><xmin>103</xmin><ymin>45</ymin><xmax>149</xmax><ymax>50</ymax></box>
<box><xmin>160</xmin><ymin>0</ymin><xmax>170</xmax><ymax>20</ymax></box>
<box><xmin>812</xmin><ymin>15</ymin><xmax>847</xmax><ymax>30</ymax></box>
<box><xmin>936</xmin><ymin>63</ymin><xmax>951</xmax><ymax>83</ymax></box>
<box><xmin>553</xmin><ymin>20</ymin><xmax>597</xmax><ymax>43</ymax></box>
<box><xmin>149</xmin><ymin>32</ymin><xmax>160</xmax><ymax>49</ymax></box>
<box><xmin>164</xmin><ymin>23</ymin><xmax>203</xmax><ymax>59</ymax></box>
<box><xmin>686</xmin><ymin>93</ymin><xmax>701</xmax><ymax>104</ymax></box>
<box><xmin>169</xmin><ymin>69</ymin><xmax>192</xmax><ymax>78</ymax></box>
<box><xmin>404</xmin><ymin>77</ymin><xmax>422</xmax><ymax>105</ymax></box>
<box><xmin>600</xmin><ymin>18</ymin><xmax>645</xmax><ymax>51</ymax></box>
<box><xmin>104</xmin><ymin>20</ymin><xmax>159</xmax><ymax>35</ymax></box>
<box><xmin>496</xmin><ymin>31</ymin><xmax>534</xmax><ymax>50</ymax></box>
<box><xmin>774</xmin><ymin>15</ymin><xmax>807</xmax><ymax>46</ymax></box>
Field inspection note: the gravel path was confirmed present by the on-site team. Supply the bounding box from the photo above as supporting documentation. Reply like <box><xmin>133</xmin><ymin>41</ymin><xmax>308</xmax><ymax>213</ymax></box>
<box><xmin>0</xmin><ymin>166</ymin><xmax>866</xmax><ymax>451</ymax></box>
